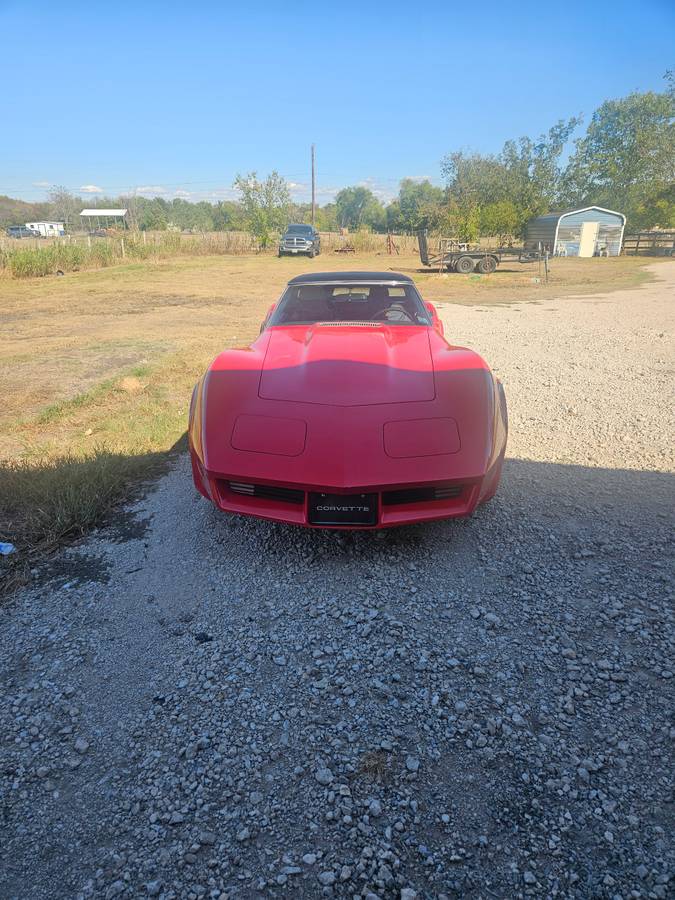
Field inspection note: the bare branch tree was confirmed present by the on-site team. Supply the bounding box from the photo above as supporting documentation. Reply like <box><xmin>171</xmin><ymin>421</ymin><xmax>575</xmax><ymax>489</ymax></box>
<box><xmin>47</xmin><ymin>186</ymin><xmax>80</xmax><ymax>228</ymax></box>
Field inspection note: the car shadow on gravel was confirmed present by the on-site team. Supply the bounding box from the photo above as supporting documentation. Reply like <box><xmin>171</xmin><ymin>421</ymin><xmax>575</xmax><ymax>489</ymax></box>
<box><xmin>202</xmin><ymin>455</ymin><xmax>674</xmax><ymax>562</ymax></box>
<box><xmin>501</xmin><ymin>457</ymin><xmax>674</xmax><ymax>525</ymax></box>
<box><xmin>4</xmin><ymin>447</ymin><xmax>672</xmax><ymax>600</ymax></box>
<box><xmin>2</xmin><ymin>451</ymin><xmax>673</xmax><ymax>900</ymax></box>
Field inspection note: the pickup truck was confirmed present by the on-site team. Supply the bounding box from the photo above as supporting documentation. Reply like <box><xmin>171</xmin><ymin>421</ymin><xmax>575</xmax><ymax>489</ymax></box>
<box><xmin>278</xmin><ymin>224</ymin><xmax>321</xmax><ymax>258</ymax></box>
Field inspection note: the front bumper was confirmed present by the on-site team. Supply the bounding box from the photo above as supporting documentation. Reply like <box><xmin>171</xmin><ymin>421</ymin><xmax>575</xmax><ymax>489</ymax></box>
<box><xmin>190</xmin><ymin>454</ymin><xmax>498</xmax><ymax>529</ymax></box>
<box><xmin>279</xmin><ymin>242</ymin><xmax>313</xmax><ymax>254</ymax></box>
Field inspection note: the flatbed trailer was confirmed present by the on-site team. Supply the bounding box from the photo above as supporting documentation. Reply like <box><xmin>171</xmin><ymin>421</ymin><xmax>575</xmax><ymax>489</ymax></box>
<box><xmin>417</xmin><ymin>230</ymin><xmax>543</xmax><ymax>273</ymax></box>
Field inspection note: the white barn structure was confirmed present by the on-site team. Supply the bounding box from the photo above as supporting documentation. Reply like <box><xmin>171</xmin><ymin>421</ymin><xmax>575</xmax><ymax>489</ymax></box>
<box><xmin>79</xmin><ymin>208</ymin><xmax>128</xmax><ymax>230</ymax></box>
<box><xmin>525</xmin><ymin>206</ymin><xmax>626</xmax><ymax>257</ymax></box>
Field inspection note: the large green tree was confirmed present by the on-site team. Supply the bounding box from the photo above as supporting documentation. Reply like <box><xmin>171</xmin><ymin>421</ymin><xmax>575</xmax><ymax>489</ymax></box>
<box><xmin>315</xmin><ymin>203</ymin><xmax>338</xmax><ymax>232</ymax></box>
<box><xmin>562</xmin><ymin>89</ymin><xmax>675</xmax><ymax>228</ymax></box>
<box><xmin>441</xmin><ymin>119</ymin><xmax>580</xmax><ymax>239</ymax></box>
<box><xmin>480</xmin><ymin>199</ymin><xmax>520</xmax><ymax>243</ymax></box>
<box><xmin>233</xmin><ymin>171</ymin><xmax>291</xmax><ymax>246</ymax></box>
<box><xmin>212</xmin><ymin>200</ymin><xmax>245</xmax><ymax>231</ymax></box>
<box><xmin>139</xmin><ymin>198</ymin><xmax>170</xmax><ymax>230</ymax></box>
<box><xmin>396</xmin><ymin>178</ymin><xmax>445</xmax><ymax>232</ymax></box>
<box><xmin>334</xmin><ymin>186</ymin><xmax>385</xmax><ymax>231</ymax></box>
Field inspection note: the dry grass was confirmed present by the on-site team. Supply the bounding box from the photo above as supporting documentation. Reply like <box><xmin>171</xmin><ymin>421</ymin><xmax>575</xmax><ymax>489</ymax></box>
<box><xmin>0</xmin><ymin>449</ymin><xmax>171</xmax><ymax>548</ymax></box>
<box><xmin>0</xmin><ymin>231</ymin><xmax>262</xmax><ymax>278</ymax></box>
<box><xmin>0</xmin><ymin>231</ymin><xmax>422</xmax><ymax>279</ymax></box>
<box><xmin>0</xmin><ymin>250</ymin><xmax>665</xmax><ymax>579</ymax></box>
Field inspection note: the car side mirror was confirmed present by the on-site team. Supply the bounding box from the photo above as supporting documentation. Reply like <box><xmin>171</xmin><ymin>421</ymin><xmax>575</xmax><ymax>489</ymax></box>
<box><xmin>260</xmin><ymin>302</ymin><xmax>277</xmax><ymax>333</ymax></box>
<box><xmin>425</xmin><ymin>302</ymin><xmax>444</xmax><ymax>335</ymax></box>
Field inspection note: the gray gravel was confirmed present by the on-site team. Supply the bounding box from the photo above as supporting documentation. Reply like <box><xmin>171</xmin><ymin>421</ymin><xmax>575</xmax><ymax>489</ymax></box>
<box><xmin>1</xmin><ymin>263</ymin><xmax>673</xmax><ymax>899</ymax></box>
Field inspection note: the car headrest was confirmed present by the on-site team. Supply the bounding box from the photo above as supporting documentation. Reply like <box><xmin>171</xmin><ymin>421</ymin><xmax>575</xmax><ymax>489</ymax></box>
<box><xmin>296</xmin><ymin>286</ymin><xmax>329</xmax><ymax>302</ymax></box>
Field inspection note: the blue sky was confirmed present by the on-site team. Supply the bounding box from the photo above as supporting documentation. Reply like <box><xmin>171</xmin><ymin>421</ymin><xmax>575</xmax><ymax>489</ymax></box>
<box><xmin>1</xmin><ymin>0</ymin><xmax>673</xmax><ymax>205</ymax></box>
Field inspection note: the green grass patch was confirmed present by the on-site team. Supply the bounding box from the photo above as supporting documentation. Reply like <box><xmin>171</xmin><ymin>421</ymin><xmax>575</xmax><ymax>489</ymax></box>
<box><xmin>0</xmin><ymin>348</ymin><xmax>208</xmax><ymax>596</ymax></box>
<box><xmin>0</xmin><ymin>443</ymin><xmax>185</xmax><ymax>595</ymax></box>
<box><xmin>0</xmin><ymin>448</ymin><xmax>173</xmax><ymax>550</ymax></box>
<box><xmin>36</xmin><ymin>378</ymin><xmax>119</xmax><ymax>424</ymax></box>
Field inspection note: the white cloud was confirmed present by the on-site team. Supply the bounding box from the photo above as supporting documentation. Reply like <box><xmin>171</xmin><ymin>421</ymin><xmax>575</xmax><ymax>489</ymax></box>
<box><xmin>315</xmin><ymin>185</ymin><xmax>341</xmax><ymax>201</ymax></box>
<box><xmin>357</xmin><ymin>178</ymin><xmax>395</xmax><ymax>203</ymax></box>
<box><xmin>202</xmin><ymin>188</ymin><xmax>239</xmax><ymax>202</ymax></box>
<box><xmin>32</xmin><ymin>180</ymin><xmax>50</xmax><ymax>188</ymax></box>
<box><xmin>288</xmin><ymin>181</ymin><xmax>311</xmax><ymax>201</ymax></box>
<box><xmin>166</xmin><ymin>187</ymin><xmax>239</xmax><ymax>202</ymax></box>
<box><xmin>285</xmin><ymin>180</ymin><xmax>342</xmax><ymax>204</ymax></box>
<box><xmin>404</xmin><ymin>174</ymin><xmax>434</xmax><ymax>183</ymax></box>
<box><xmin>134</xmin><ymin>185</ymin><xmax>167</xmax><ymax>195</ymax></box>
<box><xmin>80</xmin><ymin>184</ymin><xmax>104</xmax><ymax>193</ymax></box>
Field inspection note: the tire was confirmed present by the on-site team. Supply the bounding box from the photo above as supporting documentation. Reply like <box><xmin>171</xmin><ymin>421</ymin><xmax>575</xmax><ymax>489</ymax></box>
<box><xmin>308</xmin><ymin>249</ymin><xmax>316</xmax><ymax>259</ymax></box>
<box><xmin>482</xmin><ymin>380</ymin><xmax>508</xmax><ymax>504</ymax></box>
<box><xmin>278</xmin><ymin>250</ymin><xmax>283</xmax><ymax>258</ymax></box>
<box><xmin>477</xmin><ymin>255</ymin><xmax>497</xmax><ymax>274</ymax></box>
<box><xmin>455</xmin><ymin>255</ymin><xmax>475</xmax><ymax>274</ymax></box>
<box><xmin>498</xmin><ymin>379</ymin><xmax>508</xmax><ymax>432</ymax></box>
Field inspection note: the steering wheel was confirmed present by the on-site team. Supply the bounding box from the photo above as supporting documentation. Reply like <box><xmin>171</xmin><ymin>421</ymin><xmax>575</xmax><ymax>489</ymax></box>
<box><xmin>371</xmin><ymin>303</ymin><xmax>415</xmax><ymax>323</ymax></box>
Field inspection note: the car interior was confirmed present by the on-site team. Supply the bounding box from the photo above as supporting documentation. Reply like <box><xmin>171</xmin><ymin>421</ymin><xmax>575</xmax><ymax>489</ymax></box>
<box><xmin>273</xmin><ymin>284</ymin><xmax>429</xmax><ymax>325</ymax></box>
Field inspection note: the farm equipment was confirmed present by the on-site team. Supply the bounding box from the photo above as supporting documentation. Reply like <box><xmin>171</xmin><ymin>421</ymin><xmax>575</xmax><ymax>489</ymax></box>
<box><xmin>417</xmin><ymin>230</ymin><xmax>543</xmax><ymax>273</ymax></box>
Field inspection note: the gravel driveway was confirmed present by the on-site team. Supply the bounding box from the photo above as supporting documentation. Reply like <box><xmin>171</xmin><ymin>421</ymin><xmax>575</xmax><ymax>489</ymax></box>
<box><xmin>1</xmin><ymin>263</ymin><xmax>673</xmax><ymax>900</ymax></box>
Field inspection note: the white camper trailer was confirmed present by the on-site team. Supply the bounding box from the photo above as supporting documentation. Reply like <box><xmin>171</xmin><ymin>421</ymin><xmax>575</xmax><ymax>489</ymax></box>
<box><xmin>25</xmin><ymin>221</ymin><xmax>65</xmax><ymax>237</ymax></box>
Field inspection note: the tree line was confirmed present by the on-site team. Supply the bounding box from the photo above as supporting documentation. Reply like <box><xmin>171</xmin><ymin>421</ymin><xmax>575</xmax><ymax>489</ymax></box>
<box><xmin>3</xmin><ymin>81</ymin><xmax>672</xmax><ymax>241</ymax></box>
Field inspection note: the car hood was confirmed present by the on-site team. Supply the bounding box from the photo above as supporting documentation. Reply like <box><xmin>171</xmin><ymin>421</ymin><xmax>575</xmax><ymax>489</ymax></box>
<box><xmin>258</xmin><ymin>324</ymin><xmax>435</xmax><ymax>406</ymax></box>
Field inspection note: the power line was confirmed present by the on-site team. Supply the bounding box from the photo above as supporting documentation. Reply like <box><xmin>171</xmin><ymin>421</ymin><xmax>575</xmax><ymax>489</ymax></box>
<box><xmin>0</xmin><ymin>173</ymin><xmax>439</xmax><ymax>195</ymax></box>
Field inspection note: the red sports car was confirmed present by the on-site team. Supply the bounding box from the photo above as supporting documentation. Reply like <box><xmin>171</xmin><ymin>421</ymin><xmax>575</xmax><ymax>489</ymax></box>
<box><xmin>189</xmin><ymin>271</ymin><xmax>507</xmax><ymax>528</ymax></box>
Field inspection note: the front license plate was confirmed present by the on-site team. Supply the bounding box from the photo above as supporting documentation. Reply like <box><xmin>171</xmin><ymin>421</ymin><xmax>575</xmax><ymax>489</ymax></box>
<box><xmin>309</xmin><ymin>492</ymin><xmax>378</xmax><ymax>526</ymax></box>
<box><xmin>291</xmin><ymin>249</ymin><xmax>298</xmax><ymax>253</ymax></box>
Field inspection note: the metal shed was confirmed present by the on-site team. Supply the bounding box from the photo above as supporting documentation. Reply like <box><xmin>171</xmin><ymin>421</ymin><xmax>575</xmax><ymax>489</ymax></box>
<box><xmin>79</xmin><ymin>208</ymin><xmax>128</xmax><ymax>231</ymax></box>
<box><xmin>525</xmin><ymin>207</ymin><xmax>625</xmax><ymax>257</ymax></box>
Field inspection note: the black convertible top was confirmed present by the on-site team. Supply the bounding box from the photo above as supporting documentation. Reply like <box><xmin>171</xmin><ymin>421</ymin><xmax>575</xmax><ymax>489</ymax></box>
<box><xmin>288</xmin><ymin>271</ymin><xmax>413</xmax><ymax>284</ymax></box>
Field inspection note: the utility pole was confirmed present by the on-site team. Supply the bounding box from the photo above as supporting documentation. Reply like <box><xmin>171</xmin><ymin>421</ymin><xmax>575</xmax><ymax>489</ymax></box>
<box><xmin>311</xmin><ymin>143</ymin><xmax>316</xmax><ymax>227</ymax></box>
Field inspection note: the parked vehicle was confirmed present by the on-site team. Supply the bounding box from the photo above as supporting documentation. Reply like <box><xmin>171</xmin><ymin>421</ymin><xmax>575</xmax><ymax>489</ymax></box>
<box><xmin>188</xmin><ymin>271</ymin><xmax>507</xmax><ymax>529</ymax></box>
<box><xmin>5</xmin><ymin>226</ymin><xmax>37</xmax><ymax>239</ymax></box>
<box><xmin>278</xmin><ymin>224</ymin><xmax>321</xmax><ymax>258</ymax></box>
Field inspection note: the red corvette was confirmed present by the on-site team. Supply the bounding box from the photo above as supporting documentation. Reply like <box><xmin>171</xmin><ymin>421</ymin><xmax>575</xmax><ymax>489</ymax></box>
<box><xmin>189</xmin><ymin>271</ymin><xmax>507</xmax><ymax>529</ymax></box>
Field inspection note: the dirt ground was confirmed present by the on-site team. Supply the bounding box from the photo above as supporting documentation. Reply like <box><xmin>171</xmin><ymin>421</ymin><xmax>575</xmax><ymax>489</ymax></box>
<box><xmin>0</xmin><ymin>252</ymin><xmax>661</xmax><ymax>459</ymax></box>
<box><xmin>0</xmin><ymin>263</ymin><xmax>672</xmax><ymax>899</ymax></box>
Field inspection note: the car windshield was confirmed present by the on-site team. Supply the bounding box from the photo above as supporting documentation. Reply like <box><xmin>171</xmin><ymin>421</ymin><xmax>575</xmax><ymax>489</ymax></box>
<box><xmin>270</xmin><ymin>283</ymin><xmax>431</xmax><ymax>326</ymax></box>
<box><xmin>286</xmin><ymin>225</ymin><xmax>312</xmax><ymax>234</ymax></box>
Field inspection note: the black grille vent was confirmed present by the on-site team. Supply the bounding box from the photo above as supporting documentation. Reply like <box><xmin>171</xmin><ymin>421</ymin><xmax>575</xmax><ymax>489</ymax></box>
<box><xmin>228</xmin><ymin>482</ymin><xmax>304</xmax><ymax>505</ymax></box>
<box><xmin>382</xmin><ymin>485</ymin><xmax>463</xmax><ymax>506</ymax></box>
